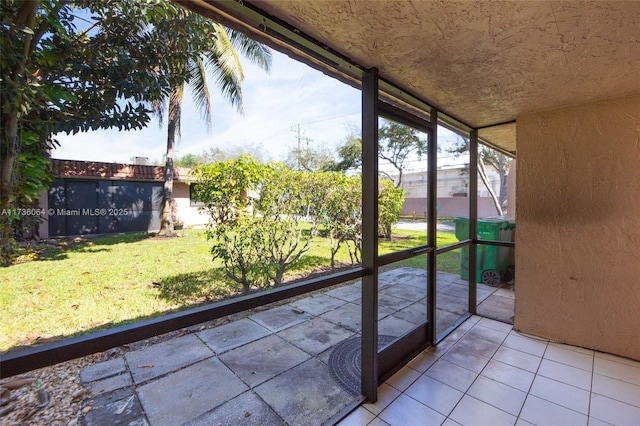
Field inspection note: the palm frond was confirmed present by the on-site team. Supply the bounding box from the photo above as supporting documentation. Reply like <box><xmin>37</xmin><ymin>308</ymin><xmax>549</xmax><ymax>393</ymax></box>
<box><xmin>227</xmin><ymin>27</ymin><xmax>272</xmax><ymax>73</ymax></box>
<box><xmin>187</xmin><ymin>57</ymin><xmax>213</xmax><ymax>131</ymax></box>
<box><xmin>152</xmin><ymin>98</ymin><xmax>166</xmax><ymax>128</ymax></box>
<box><xmin>204</xmin><ymin>23</ymin><xmax>245</xmax><ymax>113</ymax></box>
<box><xmin>168</xmin><ymin>84</ymin><xmax>185</xmax><ymax>139</ymax></box>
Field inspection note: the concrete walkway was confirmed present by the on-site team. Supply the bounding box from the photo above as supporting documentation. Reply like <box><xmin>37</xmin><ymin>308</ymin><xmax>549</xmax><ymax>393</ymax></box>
<box><xmin>395</xmin><ymin>220</ymin><xmax>455</xmax><ymax>233</ymax></box>
<box><xmin>79</xmin><ymin>268</ymin><xmax>512</xmax><ymax>425</ymax></box>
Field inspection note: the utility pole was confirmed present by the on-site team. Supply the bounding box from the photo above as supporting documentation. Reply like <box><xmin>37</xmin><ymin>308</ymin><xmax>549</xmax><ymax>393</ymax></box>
<box><xmin>291</xmin><ymin>124</ymin><xmax>312</xmax><ymax>171</ymax></box>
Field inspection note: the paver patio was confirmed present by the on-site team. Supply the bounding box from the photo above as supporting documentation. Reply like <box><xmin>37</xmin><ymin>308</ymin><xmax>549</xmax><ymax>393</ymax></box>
<box><xmin>80</xmin><ymin>267</ymin><xmax>514</xmax><ymax>425</ymax></box>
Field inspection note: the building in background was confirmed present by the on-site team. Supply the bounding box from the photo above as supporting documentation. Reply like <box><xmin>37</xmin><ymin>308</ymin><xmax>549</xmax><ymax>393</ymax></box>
<box><xmin>398</xmin><ymin>164</ymin><xmax>504</xmax><ymax>218</ymax></box>
<box><xmin>38</xmin><ymin>159</ymin><xmax>207</xmax><ymax>238</ymax></box>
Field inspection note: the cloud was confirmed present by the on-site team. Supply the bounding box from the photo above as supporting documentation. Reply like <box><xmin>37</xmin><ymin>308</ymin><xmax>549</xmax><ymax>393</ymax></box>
<box><xmin>52</xmin><ymin>49</ymin><xmax>467</xmax><ymax>169</ymax></box>
<box><xmin>53</xmin><ymin>50</ymin><xmax>361</xmax><ymax>164</ymax></box>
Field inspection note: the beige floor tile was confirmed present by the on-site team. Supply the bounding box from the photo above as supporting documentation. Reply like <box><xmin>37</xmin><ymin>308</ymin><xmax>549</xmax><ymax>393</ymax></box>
<box><xmin>378</xmin><ymin>394</ymin><xmax>445</xmax><ymax>426</ymax></box>
<box><xmin>594</xmin><ymin>351</ymin><xmax>640</xmax><ymax>369</ymax></box>
<box><xmin>592</xmin><ymin>373</ymin><xmax>640</xmax><ymax>408</ymax></box>
<box><xmin>520</xmin><ymin>395</ymin><xmax>588</xmax><ymax>426</ymax></box>
<box><xmin>407</xmin><ymin>350</ymin><xmax>439</xmax><ymax>372</ymax></box>
<box><xmin>466</xmin><ymin>324</ymin><xmax>509</xmax><ymax>345</ymax></box>
<box><xmin>493</xmin><ymin>346</ymin><xmax>542</xmax><ymax>373</ymax></box>
<box><xmin>586</xmin><ymin>417</ymin><xmax>613</xmax><ymax>426</ymax></box>
<box><xmin>442</xmin><ymin>343</ymin><xmax>491</xmax><ymax>373</ymax></box>
<box><xmin>548</xmin><ymin>341</ymin><xmax>594</xmax><ymax>357</ymax></box>
<box><xmin>363</xmin><ymin>383</ymin><xmax>401</xmax><ymax>416</ymax></box>
<box><xmin>529</xmin><ymin>375</ymin><xmax>590</xmax><ymax>414</ymax></box>
<box><xmin>544</xmin><ymin>344</ymin><xmax>594</xmax><ymax>372</ymax></box>
<box><xmin>404</xmin><ymin>374</ymin><xmax>464</xmax><ymax>416</ymax></box>
<box><xmin>503</xmin><ymin>334</ymin><xmax>547</xmax><ymax>357</ymax></box>
<box><xmin>593</xmin><ymin>357</ymin><xmax>640</xmax><ymax>386</ymax></box>
<box><xmin>467</xmin><ymin>376</ymin><xmax>527</xmax><ymax>416</ymax></box>
<box><xmin>368</xmin><ymin>418</ymin><xmax>391</xmax><ymax>426</ymax></box>
<box><xmin>449</xmin><ymin>395</ymin><xmax>516</xmax><ymax>426</ymax></box>
<box><xmin>424</xmin><ymin>359</ymin><xmax>478</xmax><ymax>392</ymax></box>
<box><xmin>337</xmin><ymin>407</ymin><xmax>376</xmax><ymax>426</ymax></box>
<box><xmin>481</xmin><ymin>359</ymin><xmax>535</xmax><ymax>392</ymax></box>
<box><xmin>385</xmin><ymin>365</ymin><xmax>421</xmax><ymax>391</ymax></box>
<box><xmin>589</xmin><ymin>393</ymin><xmax>640</xmax><ymax>425</ymax></box>
<box><xmin>477</xmin><ymin>317</ymin><xmax>513</xmax><ymax>333</ymax></box>
<box><xmin>537</xmin><ymin>359</ymin><xmax>592</xmax><ymax>390</ymax></box>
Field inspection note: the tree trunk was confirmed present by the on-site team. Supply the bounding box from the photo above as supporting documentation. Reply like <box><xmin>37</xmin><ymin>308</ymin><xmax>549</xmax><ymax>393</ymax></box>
<box><xmin>0</xmin><ymin>117</ymin><xmax>19</xmax><ymax>262</ymax></box>
<box><xmin>478</xmin><ymin>158</ymin><xmax>504</xmax><ymax>216</ymax></box>
<box><xmin>1</xmin><ymin>1</ymin><xmax>39</xmax><ymax>261</ymax></box>
<box><xmin>274</xmin><ymin>268</ymin><xmax>285</xmax><ymax>287</ymax></box>
<box><xmin>159</xmin><ymin>86</ymin><xmax>182</xmax><ymax>236</ymax></box>
<box><xmin>497</xmin><ymin>155</ymin><xmax>508</xmax><ymax>212</ymax></box>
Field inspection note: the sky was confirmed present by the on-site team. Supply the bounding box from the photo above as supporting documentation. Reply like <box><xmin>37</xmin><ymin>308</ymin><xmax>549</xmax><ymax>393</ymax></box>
<box><xmin>52</xmin><ymin>48</ymin><xmax>464</xmax><ymax>171</ymax></box>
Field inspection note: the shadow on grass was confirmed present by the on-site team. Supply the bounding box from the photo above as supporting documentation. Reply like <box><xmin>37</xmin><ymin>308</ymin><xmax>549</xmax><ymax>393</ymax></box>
<box><xmin>15</xmin><ymin>232</ymin><xmax>156</xmax><ymax>263</ymax></box>
<box><xmin>289</xmin><ymin>255</ymin><xmax>328</xmax><ymax>272</ymax></box>
<box><xmin>156</xmin><ymin>267</ymin><xmax>241</xmax><ymax>304</ymax></box>
<box><xmin>2</xmin><ymin>256</ymin><xmax>356</xmax><ymax>354</ymax></box>
<box><xmin>157</xmin><ymin>255</ymin><xmax>332</xmax><ymax>303</ymax></box>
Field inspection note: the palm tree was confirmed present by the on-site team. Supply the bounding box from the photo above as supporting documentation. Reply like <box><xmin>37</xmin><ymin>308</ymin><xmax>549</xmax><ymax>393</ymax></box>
<box><xmin>153</xmin><ymin>13</ymin><xmax>272</xmax><ymax>235</ymax></box>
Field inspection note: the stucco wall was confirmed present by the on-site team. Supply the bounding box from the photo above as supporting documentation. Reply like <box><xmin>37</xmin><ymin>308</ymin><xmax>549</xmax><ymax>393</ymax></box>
<box><xmin>506</xmin><ymin>160</ymin><xmax>516</xmax><ymax>220</ymax></box>
<box><xmin>173</xmin><ymin>183</ymin><xmax>208</xmax><ymax>227</ymax></box>
<box><xmin>515</xmin><ymin>94</ymin><xmax>640</xmax><ymax>360</ymax></box>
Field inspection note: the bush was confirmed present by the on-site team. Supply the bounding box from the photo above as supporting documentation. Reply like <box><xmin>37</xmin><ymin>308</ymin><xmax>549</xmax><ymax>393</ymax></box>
<box><xmin>192</xmin><ymin>157</ymin><xmax>405</xmax><ymax>291</ymax></box>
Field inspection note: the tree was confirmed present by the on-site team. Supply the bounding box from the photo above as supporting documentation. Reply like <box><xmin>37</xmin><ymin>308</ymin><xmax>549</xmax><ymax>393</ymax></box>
<box><xmin>330</xmin><ymin>120</ymin><xmax>426</xmax><ymax>187</ymax></box>
<box><xmin>378</xmin><ymin>122</ymin><xmax>426</xmax><ymax>187</ymax></box>
<box><xmin>151</xmin><ymin>12</ymin><xmax>271</xmax><ymax>236</ymax></box>
<box><xmin>478</xmin><ymin>148</ymin><xmax>510</xmax><ymax>214</ymax></box>
<box><xmin>328</xmin><ymin>129</ymin><xmax>362</xmax><ymax>172</ymax></box>
<box><xmin>378</xmin><ymin>179</ymin><xmax>405</xmax><ymax>240</ymax></box>
<box><xmin>175</xmin><ymin>143</ymin><xmax>271</xmax><ymax>167</ymax></box>
<box><xmin>284</xmin><ymin>144</ymin><xmax>335</xmax><ymax>172</ymax></box>
<box><xmin>316</xmin><ymin>173</ymin><xmax>362</xmax><ymax>268</ymax></box>
<box><xmin>446</xmin><ymin>136</ymin><xmax>511</xmax><ymax>215</ymax></box>
<box><xmin>1</xmin><ymin>0</ymin><xmax>184</xmax><ymax>262</ymax></box>
<box><xmin>192</xmin><ymin>156</ymin><xmax>267</xmax><ymax>294</ymax></box>
<box><xmin>193</xmin><ymin>157</ymin><xmax>321</xmax><ymax>290</ymax></box>
<box><xmin>257</xmin><ymin>167</ymin><xmax>319</xmax><ymax>285</ymax></box>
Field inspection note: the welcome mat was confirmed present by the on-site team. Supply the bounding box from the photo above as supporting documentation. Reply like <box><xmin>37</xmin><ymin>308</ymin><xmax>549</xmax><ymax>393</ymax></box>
<box><xmin>328</xmin><ymin>335</ymin><xmax>397</xmax><ymax>395</ymax></box>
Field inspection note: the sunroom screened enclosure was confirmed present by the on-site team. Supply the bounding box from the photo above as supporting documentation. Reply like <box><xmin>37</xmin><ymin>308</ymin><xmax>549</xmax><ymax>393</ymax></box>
<box><xmin>3</xmin><ymin>0</ymin><xmax>639</xmax><ymax>418</ymax></box>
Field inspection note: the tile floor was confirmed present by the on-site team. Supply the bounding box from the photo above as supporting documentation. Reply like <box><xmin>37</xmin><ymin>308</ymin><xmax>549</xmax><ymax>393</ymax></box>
<box><xmin>338</xmin><ymin>316</ymin><xmax>640</xmax><ymax>426</ymax></box>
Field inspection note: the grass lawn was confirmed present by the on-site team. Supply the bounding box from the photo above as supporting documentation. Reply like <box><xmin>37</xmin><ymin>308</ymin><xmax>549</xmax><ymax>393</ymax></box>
<box><xmin>1</xmin><ymin>227</ymin><xmax>461</xmax><ymax>351</ymax></box>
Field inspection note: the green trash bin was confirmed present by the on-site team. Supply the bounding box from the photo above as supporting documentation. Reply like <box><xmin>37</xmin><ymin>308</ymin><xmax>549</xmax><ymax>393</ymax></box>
<box><xmin>453</xmin><ymin>217</ymin><xmax>515</xmax><ymax>286</ymax></box>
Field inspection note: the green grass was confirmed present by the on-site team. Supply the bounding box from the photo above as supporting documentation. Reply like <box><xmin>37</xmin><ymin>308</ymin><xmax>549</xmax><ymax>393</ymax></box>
<box><xmin>1</xmin><ymin>227</ymin><xmax>461</xmax><ymax>351</ymax></box>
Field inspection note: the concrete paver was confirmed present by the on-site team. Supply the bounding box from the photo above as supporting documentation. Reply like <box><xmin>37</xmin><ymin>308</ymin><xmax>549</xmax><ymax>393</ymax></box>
<box><xmin>219</xmin><ymin>334</ymin><xmax>310</xmax><ymax>387</ymax></box>
<box><xmin>197</xmin><ymin>318</ymin><xmax>270</xmax><ymax>354</ymax></box>
<box><xmin>249</xmin><ymin>305</ymin><xmax>312</xmax><ymax>332</ymax></box>
<box><xmin>277</xmin><ymin>317</ymin><xmax>355</xmax><ymax>355</ymax></box>
<box><xmin>378</xmin><ymin>315</ymin><xmax>416</xmax><ymax>337</ymax></box>
<box><xmin>391</xmin><ymin>301</ymin><xmax>427</xmax><ymax>325</ymax></box>
<box><xmin>255</xmin><ymin>358</ymin><xmax>353</xmax><ymax>426</ymax></box>
<box><xmin>137</xmin><ymin>357</ymin><xmax>247</xmax><ymax>425</ymax></box>
<box><xmin>84</xmin><ymin>393</ymin><xmax>147</xmax><ymax>426</ymax></box>
<box><xmin>80</xmin><ymin>357</ymin><xmax>127</xmax><ymax>383</ymax></box>
<box><xmin>380</xmin><ymin>283</ymin><xmax>427</xmax><ymax>302</ymax></box>
<box><xmin>185</xmin><ymin>391</ymin><xmax>284</xmax><ymax>426</ymax></box>
<box><xmin>323</xmin><ymin>283</ymin><xmax>361</xmax><ymax>301</ymax></box>
<box><xmin>88</xmin><ymin>372</ymin><xmax>133</xmax><ymax>396</ymax></box>
<box><xmin>319</xmin><ymin>302</ymin><xmax>361</xmax><ymax>332</ymax></box>
<box><xmin>126</xmin><ymin>334</ymin><xmax>213</xmax><ymax>384</ymax></box>
<box><xmin>289</xmin><ymin>293</ymin><xmax>347</xmax><ymax>316</ymax></box>
<box><xmin>79</xmin><ymin>268</ymin><xmax>513</xmax><ymax>425</ymax></box>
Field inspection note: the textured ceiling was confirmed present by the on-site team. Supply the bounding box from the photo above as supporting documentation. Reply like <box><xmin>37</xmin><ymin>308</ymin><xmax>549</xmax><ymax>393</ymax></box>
<box><xmin>185</xmin><ymin>1</ymin><xmax>640</xmax><ymax>154</ymax></box>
